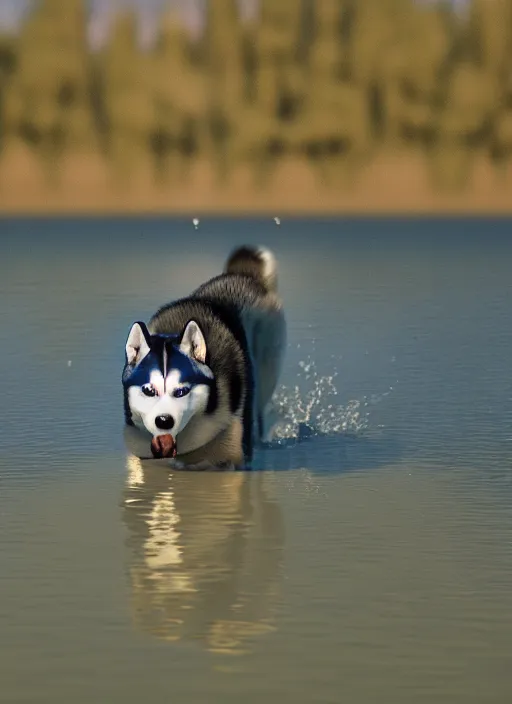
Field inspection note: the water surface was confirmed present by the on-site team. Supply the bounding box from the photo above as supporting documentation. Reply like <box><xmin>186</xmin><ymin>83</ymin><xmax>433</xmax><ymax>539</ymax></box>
<box><xmin>1</xmin><ymin>217</ymin><xmax>512</xmax><ymax>703</ymax></box>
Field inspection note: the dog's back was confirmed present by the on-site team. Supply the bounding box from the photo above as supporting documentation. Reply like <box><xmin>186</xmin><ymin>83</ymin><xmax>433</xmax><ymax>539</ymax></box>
<box><xmin>193</xmin><ymin>246</ymin><xmax>286</xmax><ymax>442</ymax></box>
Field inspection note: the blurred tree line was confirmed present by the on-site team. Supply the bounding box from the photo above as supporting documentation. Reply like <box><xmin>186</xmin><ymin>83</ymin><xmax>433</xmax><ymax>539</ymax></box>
<box><xmin>0</xmin><ymin>0</ymin><xmax>512</xmax><ymax>192</ymax></box>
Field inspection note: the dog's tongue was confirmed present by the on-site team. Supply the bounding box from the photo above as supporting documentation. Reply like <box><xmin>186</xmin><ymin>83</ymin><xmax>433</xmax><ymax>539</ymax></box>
<box><xmin>151</xmin><ymin>434</ymin><xmax>177</xmax><ymax>459</ymax></box>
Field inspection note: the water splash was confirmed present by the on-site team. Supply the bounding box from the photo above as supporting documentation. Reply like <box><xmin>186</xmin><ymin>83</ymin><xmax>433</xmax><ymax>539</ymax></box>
<box><xmin>271</xmin><ymin>356</ymin><xmax>384</xmax><ymax>442</ymax></box>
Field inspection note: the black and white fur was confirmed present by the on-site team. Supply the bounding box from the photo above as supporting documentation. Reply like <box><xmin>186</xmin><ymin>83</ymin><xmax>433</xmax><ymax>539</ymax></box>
<box><xmin>122</xmin><ymin>245</ymin><xmax>286</xmax><ymax>466</ymax></box>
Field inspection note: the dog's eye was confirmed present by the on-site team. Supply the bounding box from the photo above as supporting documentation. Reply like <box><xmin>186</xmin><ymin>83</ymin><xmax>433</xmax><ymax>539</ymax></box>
<box><xmin>142</xmin><ymin>384</ymin><xmax>156</xmax><ymax>397</ymax></box>
<box><xmin>173</xmin><ymin>387</ymin><xmax>191</xmax><ymax>398</ymax></box>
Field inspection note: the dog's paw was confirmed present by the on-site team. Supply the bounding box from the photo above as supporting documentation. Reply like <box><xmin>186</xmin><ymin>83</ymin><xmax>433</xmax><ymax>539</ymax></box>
<box><xmin>168</xmin><ymin>459</ymin><xmax>211</xmax><ymax>471</ymax></box>
<box><xmin>168</xmin><ymin>458</ymin><xmax>237</xmax><ymax>471</ymax></box>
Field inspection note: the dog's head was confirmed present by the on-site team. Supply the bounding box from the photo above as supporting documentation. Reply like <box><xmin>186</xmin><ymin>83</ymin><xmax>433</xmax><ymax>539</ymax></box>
<box><xmin>122</xmin><ymin>320</ymin><xmax>214</xmax><ymax>438</ymax></box>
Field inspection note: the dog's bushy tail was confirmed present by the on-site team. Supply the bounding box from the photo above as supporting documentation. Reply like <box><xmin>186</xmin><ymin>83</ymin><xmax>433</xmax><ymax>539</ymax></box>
<box><xmin>224</xmin><ymin>245</ymin><xmax>278</xmax><ymax>294</ymax></box>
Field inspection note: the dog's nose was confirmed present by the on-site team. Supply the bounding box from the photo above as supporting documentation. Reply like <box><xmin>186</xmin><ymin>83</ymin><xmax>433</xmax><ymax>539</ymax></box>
<box><xmin>155</xmin><ymin>414</ymin><xmax>174</xmax><ymax>430</ymax></box>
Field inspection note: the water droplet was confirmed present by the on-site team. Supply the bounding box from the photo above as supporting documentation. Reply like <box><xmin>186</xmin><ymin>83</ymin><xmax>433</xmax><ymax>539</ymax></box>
<box><xmin>271</xmin><ymin>357</ymin><xmax>373</xmax><ymax>441</ymax></box>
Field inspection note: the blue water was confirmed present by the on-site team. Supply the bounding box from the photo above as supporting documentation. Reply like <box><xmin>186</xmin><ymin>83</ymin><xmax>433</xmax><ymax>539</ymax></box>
<box><xmin>1</xmin><ymin>217</ymin><xmax>512</xmax><ymax>703</ymax></box>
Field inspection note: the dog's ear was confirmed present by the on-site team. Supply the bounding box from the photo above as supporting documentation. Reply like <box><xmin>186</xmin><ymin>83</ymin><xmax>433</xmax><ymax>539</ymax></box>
<box><xmin>179</xmin><ymin>320</ymin><xmax>207</xmax><ymax>363</ymax></box>
<box><xmin>125</xmin><ymin>322</ymin><xmax>151</xmax><ymax>365</ymax></box>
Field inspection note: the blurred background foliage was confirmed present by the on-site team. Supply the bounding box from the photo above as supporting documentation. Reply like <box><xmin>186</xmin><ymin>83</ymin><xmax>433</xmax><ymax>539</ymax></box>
<box><xmin>0</xmin><ymin>0</ymin><xmax>512</xmax><ymax>195</ymax></box>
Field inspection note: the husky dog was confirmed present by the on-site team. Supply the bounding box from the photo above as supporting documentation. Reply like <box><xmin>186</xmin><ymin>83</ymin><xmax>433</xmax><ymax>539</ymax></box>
<box><xmin>122</xmin><ymin>245</ymin><xmax>286</xmax><ymax>467</ymax></box>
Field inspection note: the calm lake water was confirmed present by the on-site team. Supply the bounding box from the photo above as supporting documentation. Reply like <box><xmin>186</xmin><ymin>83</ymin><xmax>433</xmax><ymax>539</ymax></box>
<box><xmin>1</xmin><ymin>217</ymin><xmax>512</xmax><ymax>703</ymax></box>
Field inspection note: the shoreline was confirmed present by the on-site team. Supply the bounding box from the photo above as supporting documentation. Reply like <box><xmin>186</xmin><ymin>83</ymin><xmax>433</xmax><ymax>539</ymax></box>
<box><xmin>0</xmin><ymin>149</ymin><xmax>511</xmax><ymax>217</ymax></box>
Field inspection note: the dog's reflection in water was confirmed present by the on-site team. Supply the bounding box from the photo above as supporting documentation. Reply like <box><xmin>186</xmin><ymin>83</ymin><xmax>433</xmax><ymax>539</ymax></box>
<box><xmin>122</xmin><ymin>456</ymin><xmax>285</xmax><ymax>655</ymax></box>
